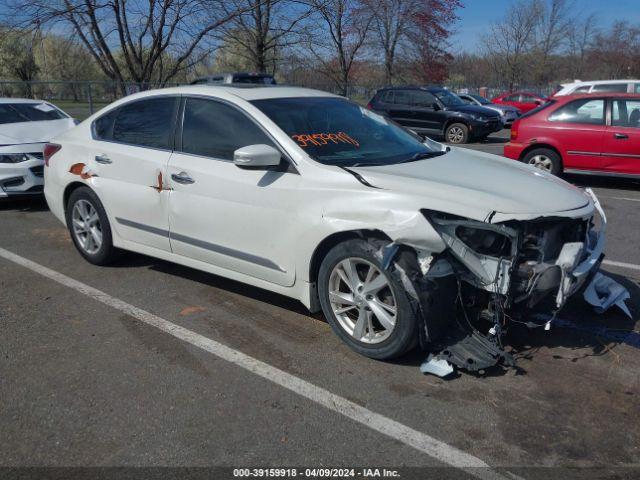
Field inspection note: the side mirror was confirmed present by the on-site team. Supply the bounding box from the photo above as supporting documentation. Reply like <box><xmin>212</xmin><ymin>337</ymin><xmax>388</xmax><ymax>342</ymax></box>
<box><xmin>534</xmin><ymin>100</ymin><xmax>542</xmax><ymax>105</ymax></box>
<box><xmin>432</xmin><ymin>102</ymin><xmax>441</xmax><ymax>111</ymax></box>
<box><xmin>234</xmin><ymin>144</ymin><xmax>281</xmax><ymax>168</ymax></box>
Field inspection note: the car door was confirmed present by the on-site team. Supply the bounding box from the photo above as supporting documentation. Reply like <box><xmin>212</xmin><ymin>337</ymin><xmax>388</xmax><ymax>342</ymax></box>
<box><xmin>547</xmin><ymin>97</ymin><xmax>606</xmax><ymax>170</ymax></box>
<box><xmin>519</xmin><ymin>94</ymin><xmax>541</xmax><ymax>113</ymax></box>
<box><xmin>88</xmin><ymin>96</ymin><xmax>178</xmax><ymax>251</ymax></box>
<box><xmin>386</xmin><ymin>89</ymin><xmax>420</xmax><ymax>128</ymax></box>
<box><xmin>167</xmin><ymin>96</ymin><xmax>300</xmax><ymax>287</ymax></box>
<box><xmin>602</xmin><ymin>98</ymin><xmax>640</xmax><ymax>174</ymax></box>
<box><xmin>408</xmin><ymin>90</ymin><xmax>442</xmax><ymax>133</ymax></box>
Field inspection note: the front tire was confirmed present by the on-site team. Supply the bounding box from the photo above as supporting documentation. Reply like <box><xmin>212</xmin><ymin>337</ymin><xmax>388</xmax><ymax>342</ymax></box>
<box><xmin>66</xmin><ymin>186</ymin><xmax>119</xmax><ymax>265</ymax></box>
<box><xmin>445</xmin><ymin>123</ymin><xmax>469</xmax><ymax>144</ymax></box>
<box><xmin>522</xmin><ymin>148</ymin><xmax>562</xmax><ymax>175</ymax></box>
<box><xmin>318</xmin><ymin>238</ymin><xmax>418</xmax><ymax>360</ymax></box>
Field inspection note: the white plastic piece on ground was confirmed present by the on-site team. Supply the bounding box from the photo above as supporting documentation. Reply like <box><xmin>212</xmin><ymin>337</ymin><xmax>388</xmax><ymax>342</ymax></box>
<box><xmin>420</xmin><ymin>354</ymin><xmax>455</xmax><ymax>378</ymax></box>
<box><xmin>583</xmin><ymin>272</ymin><xmax>631</xmax><ymax>317</ymax></box>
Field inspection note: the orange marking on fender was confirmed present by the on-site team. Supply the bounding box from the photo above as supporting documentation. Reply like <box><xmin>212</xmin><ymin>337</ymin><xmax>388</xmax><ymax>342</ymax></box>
<box><xmin>69</xmin><ymin>163</ymin><xmax>95</xmax><ymax>180</ymax></box>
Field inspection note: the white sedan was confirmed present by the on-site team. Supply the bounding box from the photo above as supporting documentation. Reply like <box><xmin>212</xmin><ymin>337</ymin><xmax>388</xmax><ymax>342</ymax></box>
<box><xmin>0</xmin><ymin>99</ymin><xmax>76</xmax><ymax>198</ymax></box>
<box><xmin>43</xmin><ymin>86</ymin><xmax>605</xmax><ymax>370</ymax></box>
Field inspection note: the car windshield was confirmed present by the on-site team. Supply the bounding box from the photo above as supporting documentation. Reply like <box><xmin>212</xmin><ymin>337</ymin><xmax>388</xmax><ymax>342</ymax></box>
<box><xmin>0</xmin><ymin>102</ymin><xmax>67</xmax><ymax>124</ymax></box>
<box><xmin>433</xmin><ymin>90</ymin><xmax>465</xmax><ymax>107</ymax></box>
<box><xmin>470</xmin><ymin>94</ymin><xmax>491</xmax><ymax>105</ymax></box>
<box><xmin>251</xmin><ymin>97</ymin><xmax>445</xmax><ymax>167</ymax></box>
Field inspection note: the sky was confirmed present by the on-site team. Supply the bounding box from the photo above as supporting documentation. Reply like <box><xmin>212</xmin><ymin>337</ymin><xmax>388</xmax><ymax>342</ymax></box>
<box><xmin>451</xmin><ymin>0</ymin><xmax>640</xmax><ymax>53</ymax></box>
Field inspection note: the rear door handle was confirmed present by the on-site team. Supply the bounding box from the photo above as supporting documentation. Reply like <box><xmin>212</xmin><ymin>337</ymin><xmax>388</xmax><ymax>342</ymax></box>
<box><xmin>95</xmin><ymin>154</ymin><xmax>112</xmax><ymax>164</ymax></box>
<box><xmin>614</xmin><ymin>133</ymin><xmax>629</xmax><ymax>139</ymax></box>
<box><xmin>171</xmin><ymin>172</ymin><xmax>195</xmax><ymax>185</ymax></box>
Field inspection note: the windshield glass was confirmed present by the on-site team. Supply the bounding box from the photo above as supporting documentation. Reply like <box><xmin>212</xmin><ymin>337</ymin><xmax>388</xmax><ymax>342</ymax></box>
<box><xmin>0</xmin><ymin>102</ymin><xmax>67</xmax><ymax>124</ymax></box>
<box><xmin>433</xmin><ymin>90</ymin><xmax>465</xmax><ymax>107</ymax></box>
<box><xmin>470</xmin><ymin>94</ymin><xmax>491</xmax><ymax>105</ymax></box>
<box><xmin>251</xmin><ymin>97</ymin><xmax>443</xmax><ymax>167</ymax></box>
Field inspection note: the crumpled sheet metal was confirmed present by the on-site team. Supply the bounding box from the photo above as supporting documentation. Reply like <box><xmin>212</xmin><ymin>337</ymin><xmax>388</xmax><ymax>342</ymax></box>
<box><xmin>583</xmin><ymin>272</ymin><xmax>631</xmax><ymax>317</ymax></box>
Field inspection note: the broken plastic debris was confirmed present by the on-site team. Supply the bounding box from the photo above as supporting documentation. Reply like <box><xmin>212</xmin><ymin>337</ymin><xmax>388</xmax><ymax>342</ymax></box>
<box><xmin>583</xmin><ymin>272</ymin><xmax>631</xmax><ymax>317</ymax></box>
<box><xmin>420</xmin><ymin>355</ymin><xmax>454</xmax><ymax>378</ymax></box>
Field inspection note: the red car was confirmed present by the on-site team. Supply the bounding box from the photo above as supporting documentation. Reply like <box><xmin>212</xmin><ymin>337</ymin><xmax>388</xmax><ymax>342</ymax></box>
<box><xmin>492</xmin><ymin>91</ymin><xmax>548</xmax><ymax>113</ymax></box>
<box><xmin>504</xmin><ymin>92</ymin><xmax>640</xmax><ymax>176</ymax></box>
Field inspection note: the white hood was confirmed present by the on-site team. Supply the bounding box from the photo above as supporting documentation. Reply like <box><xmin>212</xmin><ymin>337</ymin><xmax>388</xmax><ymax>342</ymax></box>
<box><xmin>351</xmin><ymin>147</ymin><xmax>590</xmax><ymax>217</ymax></box>
<box><xmin>0</xmin><ymin>118</ymin><xmax>77</xmax><ymax>145</ymax></box>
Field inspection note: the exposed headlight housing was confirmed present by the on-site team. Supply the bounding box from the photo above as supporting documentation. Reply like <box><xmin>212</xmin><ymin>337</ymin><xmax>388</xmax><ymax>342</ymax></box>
<box><xmin>0</xmin><ymin>153</ymin><xmax>30</xmax><ymax>163</ymax></box>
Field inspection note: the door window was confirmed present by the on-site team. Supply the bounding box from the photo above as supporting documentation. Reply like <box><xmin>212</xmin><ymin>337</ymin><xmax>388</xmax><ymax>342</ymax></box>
<box><xmin>591</xmin><ymin>83</ymin><xmax>628</xmax><ymax>93</ymax></box>
<box><xmin>548</xmin><ymin>98</ymin><xmax>605</xmax><ymax>125</ymax></box>
<box><xmin>504</xmin><ymin>94</ymin><xmax>520</xmax><ymax>102</ymax></box>
<box><xmin>181</xmin><ymin>97</ymin><xmax>275</xmax><ymax>160</ymax></box>
<box><xmin>109</xmin><ymin>97</ymin><xmax>177</xmax><ymax>148</ymax></box>
<box><xmin>393</xmin><ymin>90</ymin><xmax>411</xmax><ymax>105</ymax></box>
<box><xmin>612</xmin><ymin>99</ymin><xmax>640</xmax><ymax>128</ymax></box>
<box><xmin>410</xmin><ymin>90</ymin><xmax>437</xmax><ymax>107</ymax></box>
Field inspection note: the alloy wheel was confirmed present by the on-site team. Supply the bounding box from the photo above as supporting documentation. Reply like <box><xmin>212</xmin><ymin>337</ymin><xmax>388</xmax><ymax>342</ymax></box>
<box><xmin>447</xmin><ymin>126</ymin><xmax>465</xmax><ymax>143</ymax></box>
<box><xmin>528</xmin><ymin>154</ymin><xmax>553</xmax><ymax>172</ymax></box>
<box><xmin>328</xmin><ymin>258</ymin><xmax>397</xmax><ymax>344</ymax></box>
<box><xmin>71</xmin><ymin>199</ymin><xmax>102</xmax><ymax>254</ymax></box>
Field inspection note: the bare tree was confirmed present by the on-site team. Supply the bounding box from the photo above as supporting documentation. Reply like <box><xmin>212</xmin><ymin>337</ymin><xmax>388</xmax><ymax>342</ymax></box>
<box><xmin>531</xmin><ymin>0</ymin><xmax>572</xmax><ymax>84</ymax></box>
<box><xmin>3</xmin><ymin>0</ymin><xmax>252</xmax><ymax>92</ymax></box>
<box><xmin>306</xmin><ymin>0</ymin><xmax>373</xmax><ymax>95</ymax></box>
<box><xmin>482</xmin><ymin>0</ymin><xmax>541</xmax><ymax>90</ymax></box>
<box><xmin>590</xmin><ymin>21</ymin><xmax>640</xmax><ymax>79</ymax></box>
<box><xmin>218</xmin><ymin>0</ymin><xmax>315</xmax><ymax>74</ymax></box>
<box><xmin>364</xmin><ymin>0</ymin><xmax>461</xmax><ymax>85</ymax></box>
<box><xmin>567</xmin><ymin>13</ymin><xmax>597</xmax><ymax>79</ymax></box>
<box><xmin>0</xmin><ymin>28</ymin><xmax>39</xmax><ymax>96</ymax></box>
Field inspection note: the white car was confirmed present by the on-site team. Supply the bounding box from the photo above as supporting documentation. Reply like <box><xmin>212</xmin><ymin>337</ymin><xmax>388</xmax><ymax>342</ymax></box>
<box><xmin>0</xmin><ymin>99</ymin><xmax>76</xmax><ymax>198</ymax></box>
<box><xmin>457</xmin><ymin>93</ymin><xmax>521</xmax><ymax>126</ymax></box>
<box><xmin>43</xmin><ymin>86</ymin><xmax>605</xmax><ymax>370</ymax></box>
<box><xmin>554</xmin><ymin>79</ymin><xmax>640</xmax><ymax>96</ymax></box>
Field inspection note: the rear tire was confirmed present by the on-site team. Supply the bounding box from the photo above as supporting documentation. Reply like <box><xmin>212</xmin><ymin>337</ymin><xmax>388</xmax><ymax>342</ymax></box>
<box><xmin>522</xmin><ymin>148</ymin><xmax>562</xmax><ymax>175</ymax></box>
<box><xmin>66</xmin><ymin>186</ymin><xmax>119</xmax><ymax>265</ymax></box>
<box><xmin>318</xmin><ymin>238</ymin><xmax>418</xmax><ymax>360</ymax></box>
<box><xmin>445</xmin><ymin>123</ymin><xmax>469</xmax><ymax>144</ymax></box>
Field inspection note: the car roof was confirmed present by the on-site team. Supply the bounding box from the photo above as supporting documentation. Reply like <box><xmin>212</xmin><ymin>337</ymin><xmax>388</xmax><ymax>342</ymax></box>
<box><xmin>0</xmin><ymin>98</ymin><xmax>53</xmax><ymax>104</ymax></box>
<box><xmin>110</xmin><ymin>85</ymin><xmax>341</xmax><ymax>102</ymax></box>
<box><xmin>559</xmin><ymin>92</ymin><xmax>640</xmax><ymax>100</ymax></box>
<box><xmin>561</xmin><ymin>79</ymin><xmax>640</xmax><ymax>87</ymax></box>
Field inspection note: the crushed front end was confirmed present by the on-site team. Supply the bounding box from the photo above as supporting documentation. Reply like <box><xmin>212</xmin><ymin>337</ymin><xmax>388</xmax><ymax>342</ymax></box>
<box><xmin>412</xmin><ymin>188</ymin><xmax>622</xmax><ymax>376</ymax></box>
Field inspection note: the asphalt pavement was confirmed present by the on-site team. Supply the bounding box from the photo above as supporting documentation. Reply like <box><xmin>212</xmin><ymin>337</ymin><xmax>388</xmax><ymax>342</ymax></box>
<box><xmin>1</xmin><ymin>131</ymin><xmax>639</xmax><ymax>479</ymax></box>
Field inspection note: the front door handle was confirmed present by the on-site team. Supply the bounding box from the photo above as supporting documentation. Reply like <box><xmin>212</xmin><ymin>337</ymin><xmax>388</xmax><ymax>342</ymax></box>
<box><xmin>614</xmin><ymin>133</ymin><xmax>629</xmax><ymax>139</ymax></box>
<box><xmin>171</xmin><ymin>172</ymin><xmax>195</xmax><ymax>185</ymax></box>
<box><xmin>95</xmin><ymin>154</ymin><xmax>112</xmax><ymax>164</ymax></box>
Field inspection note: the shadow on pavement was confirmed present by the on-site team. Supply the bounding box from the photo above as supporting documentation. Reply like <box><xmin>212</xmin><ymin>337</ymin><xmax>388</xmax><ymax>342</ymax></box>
<box><xmin>564</xmin><ymin>173</ymin><xmax>640</xmax><ymax>191</ymax></box>
<box><xmin>0</xmin><ymin>196</ymin><xmax>49</xmax><ymax>212</ymax></box>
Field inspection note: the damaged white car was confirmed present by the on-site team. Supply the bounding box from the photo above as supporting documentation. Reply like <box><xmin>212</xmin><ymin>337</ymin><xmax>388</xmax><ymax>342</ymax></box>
<box><xmin>0</xmin><ymin>99</ymin><xmax>76</xmax><ymax>198</ymax></box>
<box><xmin>43</xmin><ymin>86</ymin><xmax>622</xmax><ymax>374</ymax></box>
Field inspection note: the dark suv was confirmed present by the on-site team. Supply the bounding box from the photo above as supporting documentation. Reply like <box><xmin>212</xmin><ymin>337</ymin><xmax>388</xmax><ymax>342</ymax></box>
<box><xmin>367</xmin><ymin>86</ymin><xmax>502</xmax><ymax>144</ymax></box>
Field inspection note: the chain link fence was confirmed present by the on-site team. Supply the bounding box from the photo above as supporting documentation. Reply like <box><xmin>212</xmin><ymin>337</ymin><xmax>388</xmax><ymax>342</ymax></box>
<box><xmin>0</xmin><ymin>79</ymin><xmax>555</xmax><ymax>120</ymax></box>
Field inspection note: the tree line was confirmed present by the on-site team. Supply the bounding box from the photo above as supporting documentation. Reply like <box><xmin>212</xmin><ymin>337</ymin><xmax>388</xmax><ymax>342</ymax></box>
<box><xmin>0</xmin><ymin>0</ymin><xmax>638</xmax><ymax>98</ymax></box>
<box><xmin>0</xmin><ymin>0</ymin><xmax>460</xmax><ymax>96</ymax></box>
<box><xmin>450</xmin><ymin>0</ymin><xmax>640</xmax><ymax>92</ymax></box>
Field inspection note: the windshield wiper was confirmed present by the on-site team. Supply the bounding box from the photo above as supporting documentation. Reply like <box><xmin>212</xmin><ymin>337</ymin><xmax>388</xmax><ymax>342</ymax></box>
<box><xmin>399</xmin><ymin>150</ymin><xmax>448</xmax><ymax>163</ymax></box>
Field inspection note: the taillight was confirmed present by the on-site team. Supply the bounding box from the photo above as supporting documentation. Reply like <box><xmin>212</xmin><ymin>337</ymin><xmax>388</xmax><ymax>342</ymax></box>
<box><xmin>510</xmin><ymin>121</ymin><xmax>519</xmax><ymax>141</ymax></box>
<box><xmin>43</xmin><ymin>143</ymin><xmax>61</xmax><ymax>167</ymax></box>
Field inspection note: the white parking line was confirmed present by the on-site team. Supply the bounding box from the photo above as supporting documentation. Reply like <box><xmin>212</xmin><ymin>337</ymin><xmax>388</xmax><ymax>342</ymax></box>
<box><xmin>0</xmin><ymin>246</ymin><xmax>510</xmax><ymax>480</ymax></box>
<box><xmin>602</xmin><ymin>259</ymin><xmax>640</xmax><ymax>272</ymax></box>
<box><xmin>601</xmin><ymin>196</ymin><xmax>640</xmax><ymax>203</ymax></box>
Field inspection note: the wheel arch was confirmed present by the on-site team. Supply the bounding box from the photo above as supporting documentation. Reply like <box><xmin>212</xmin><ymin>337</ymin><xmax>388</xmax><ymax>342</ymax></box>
<box><xmin>442</xmin><ymin>118</ymin><xmax>470</xmax><ymax>134</ymax></box>
<box><xmin>519</xmin><ymin>143</ymin><xmax>563</xmax><ymax>167</ymax></box>
<box><xmin>63</xmin><ymin>181</ymin><xmax>90</xmax><ymax>212</ymax></box>
<box><xmin>308</xmin><ymin>229</ymin><xmax>392</xmax><ymax>286</ymax></box>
